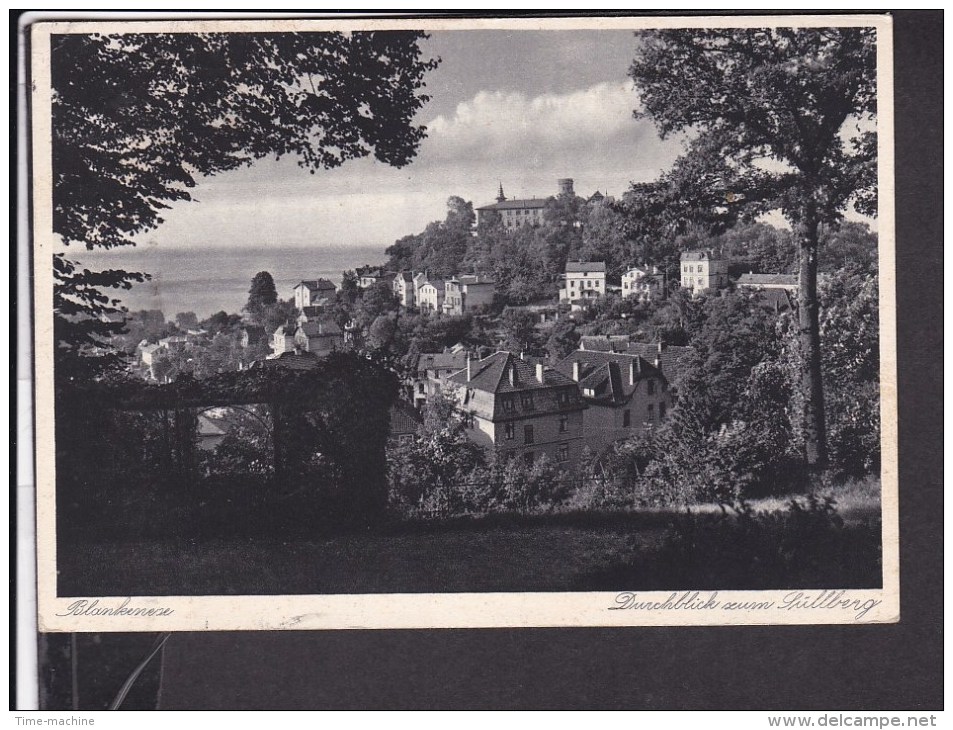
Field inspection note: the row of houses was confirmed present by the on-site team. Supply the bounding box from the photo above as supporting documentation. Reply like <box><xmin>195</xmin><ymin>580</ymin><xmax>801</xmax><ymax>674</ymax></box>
<box><xmin>404</xmin><ymin>336</ymin><xmax>691</xmax><ymax>465</ymax></box>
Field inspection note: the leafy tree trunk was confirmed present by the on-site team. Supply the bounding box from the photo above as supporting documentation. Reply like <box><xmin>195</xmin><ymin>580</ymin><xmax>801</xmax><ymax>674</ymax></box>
<box><xmin>797</xmin><ymin>210</ymin><xmax>827</xmax><ymax>468</ymax></box>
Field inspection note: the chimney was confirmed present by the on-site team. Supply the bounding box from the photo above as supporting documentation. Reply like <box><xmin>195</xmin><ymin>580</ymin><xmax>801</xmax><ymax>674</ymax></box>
<box><xmin>536</xmin><ymin>363</ymin><xmax>545</xmax><ymax>384</ymax></box>
<box><xmin>572</xmin><ymin>361</ymin><xmax>581</xmax><ymax>382</ymax></box>
<box><xmin>629</xmin><ymin>359</ymin><xmax>636</xmax><ymax>385</ymax></box>
<box><xmin>466</xmin><ymin>353</ymin><xmax>472</xmax><ymax>382</ymax></box>
<box><xmin>654</xmin><ymin>355</ymin><xmax>661</xmax><ymax>369</ymax></box>
<box><xmin>508</xmin><ymin>364</ymin><xmax>516</xmax><ymax>387</ymax></box>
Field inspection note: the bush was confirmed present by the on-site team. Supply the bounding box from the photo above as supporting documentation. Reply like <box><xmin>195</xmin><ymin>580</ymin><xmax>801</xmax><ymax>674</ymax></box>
<box><xmin>576</xmin><ymin>495</ymin><xmax>882</xmax><ymax>590</ymax></box>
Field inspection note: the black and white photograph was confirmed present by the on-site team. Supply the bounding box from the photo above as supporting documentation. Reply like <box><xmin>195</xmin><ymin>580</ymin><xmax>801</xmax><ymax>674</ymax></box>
<box><xmin>30</xmin><ymin>14</ymin><xmax>899</xmax><ymax>632</ymax></box>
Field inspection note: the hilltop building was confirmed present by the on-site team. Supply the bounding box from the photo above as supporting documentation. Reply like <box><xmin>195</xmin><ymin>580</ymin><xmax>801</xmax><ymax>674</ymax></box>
<box><xmin>445</xmin><ymin>351</ymin><xmax>587</xmax><ymax>466</ymax></box>
<box><xmin>680</xmin><ymin>251</ymin><xmax>728</xmax><ymax>295</ymax></box>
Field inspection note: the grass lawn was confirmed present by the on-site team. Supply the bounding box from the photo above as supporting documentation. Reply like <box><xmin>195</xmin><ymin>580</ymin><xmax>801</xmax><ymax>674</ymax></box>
<box><xmin>57</xmin><ymin>484</ymin><xmax>882</xmax><ymax>596</ymax></box>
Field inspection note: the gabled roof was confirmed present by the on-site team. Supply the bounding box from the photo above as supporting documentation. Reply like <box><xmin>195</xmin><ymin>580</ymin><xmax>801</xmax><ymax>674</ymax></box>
<box><xmin>447</xmin><ymin>351</ymin><xmax>576</xmax><ymax>394</ymax></box>
<box><xmin>253</xmin><ymin>351</ymin><xmax>322</xmax><ymax>371</ymax></box>
<box><xmin>413</xmin><ymin>351</ymin><xmax>468</xmax><ymax>375</ymax></box>
<box><xmin>565</xmin><ymin>261</ymin><xmax>606</xmax><ymax>273</ymax></box>
<box><xmin>554</xmin><ymin>351</ymin><xmax>664</xmax><ymax>406</ymax></box>
<box><xmin>737</xmin><ymin>273</ymin><xmax>798</xmax><ymax>287</ymax></box>
<box><xmin>296</xmin><ymin>278</ymin><xmax>336</xmax><ymax>291</ymax></box>
<box><xmin>579</xmin><ymin>337</ymin><xmax>693</xmax><ymax>383</ymax></box>
<box><xmin>197</xmin><ymin>414</ymin><xmax>227</xmax><ymax>437</ymax></box>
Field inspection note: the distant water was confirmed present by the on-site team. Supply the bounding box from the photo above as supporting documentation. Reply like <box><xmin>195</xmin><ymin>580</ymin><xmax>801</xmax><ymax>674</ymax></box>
<box><xmin>69</xmin><ymin>244</ymin><xmax>386</xmax><ymax>319</ymax></box>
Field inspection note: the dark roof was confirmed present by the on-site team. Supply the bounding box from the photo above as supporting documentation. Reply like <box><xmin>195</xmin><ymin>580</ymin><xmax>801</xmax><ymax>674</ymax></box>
<box><xmin>565</xmin><ymin>261</ymin><xmax>606</xmax><ymax>273</ymax></box>
<box><xmin>297</xmin><ymin>278</ymin><xmax>336</xmax><ymax>291</ymax></box>
<box><xmin>420</xmin><ymin>278</ymin><xmax>445</xmax><ymax>290</ymax></box>
<box><xmin>389</xmin><ymin>400</ymin><xmax>422</xmax><ymax>437</ymax></box>
<box><xmin>554</xmin><ymin>351</ymin><xmax>664</xmax><ymax>406</ymax></box>
<box><xmin>457</xmin><ymin>274</ymin><xmax>494</xmax><ymax>286</ymax></box>
<box><xmin>413</xmin><ymin>351</ymin><xmax>468</xmax><ymax>375</ymax></box>
<box><xmin>447</xmin><ymin>351</ymin><xmax>576</xmax><ymax>394</ymax></box>
<box><xmin>356</xmin><ymin>266</ymin><xmax>385</xmax><ymax>277</ymax></box>
<box><xmin>681</xmin><ymin>250</ymin><xmax>720</xmax><ymax>261</ymax></box>
<box><xmin>197</xmin><ymin>414</ymin><xmax>227</xmax><ymax>437</ymax></box>
<box><xmin>253</xmin><ymin>351</ymin><xmax>323</xmax><ymax>371</ymax></box>
<box><xmin>397</xmin><ymin>271</ymin><xmax>414</xmax><ymax>282</ymax></box>
<box><xmin>476</xmin><ymin>198</ymin><xmax>549</xmax><ymax>211</ymax></box>
<box><xmin>737</xmin><ymin>273</ymin><xmax>798</xmax><ymax>287</ymax></box>
<box><xmin>579</xmin><ymin>337</ymin><xmax>693</xmax><ymax>383</ymax></box>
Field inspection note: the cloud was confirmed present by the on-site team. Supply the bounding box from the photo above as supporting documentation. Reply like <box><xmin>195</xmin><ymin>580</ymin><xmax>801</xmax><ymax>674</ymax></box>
<box><xmin>124</xmin><ymin>82</ymin><xmax>684</xmax><ymax>250</ymax></box>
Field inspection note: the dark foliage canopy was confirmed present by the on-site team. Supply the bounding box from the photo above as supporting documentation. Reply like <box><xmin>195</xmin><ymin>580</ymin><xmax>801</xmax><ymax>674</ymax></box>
<box><xmin>51</xmin><ymin>31</ymin><xmax>438</xmax><ymax>367</ymax></box>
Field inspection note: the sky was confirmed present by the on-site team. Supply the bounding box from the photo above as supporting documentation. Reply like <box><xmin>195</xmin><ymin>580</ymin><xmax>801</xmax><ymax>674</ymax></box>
<box><xmin>130</xmin><ymin>29</ymin><xmax>686</xmax><ymax>251</ymax></box>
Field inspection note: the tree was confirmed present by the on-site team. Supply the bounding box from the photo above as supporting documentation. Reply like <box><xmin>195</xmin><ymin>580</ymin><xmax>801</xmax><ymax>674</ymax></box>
<box><xmin>51</xmin><ymin>31</ymin><xmax>439</xmax><ymax>373</ymax></box>
<box><xmin>245</xmin><ymin>271</ymin><xmax>278</xmax><ymax>319</ymax></box>
<box><xmin>629</xmin><ymin>28</ymin><xmax>877</xmax><ymax>468</ymax></box>
<box><xmin>175</xmin><ymin>311</ymin><xmax>199</xmax><ymax>330</ymax></box>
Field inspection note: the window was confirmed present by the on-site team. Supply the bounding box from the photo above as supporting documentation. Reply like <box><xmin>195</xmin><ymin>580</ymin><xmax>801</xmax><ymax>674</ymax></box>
<box><xmin>505</xmin><ymin>422</ymin><xmax>515</xmax><ymax>440</ymax></box>
<box><xmin>557</xmin><ymin>389</ymin><xmax>572</xmax><ymax>406</ymax></box>
<box><xmin>524</xmin><ymin>424</ymin><xmax>535</xmax><ymax>444</ymax></box>
<box><xmin>502</xmin><ymin>395</ymin><xmax>515</xmax><ymax>413</ymax></box>
<box><xmin>587</xmin><ymin>280</ymin><xmax>593</xmax><ymax>288</ymax></box>
<box><xmin>595</xmin><ymin>280</ymin><xmax>600</xmax><ymax>288</ymax></box>
<box><xmin>418</xmin><ymin>382</ymin><xmax>425</xmax><ymax>394</ymax></box>
<box><xmin>558</xmin><ymin>443</ymin><xmax>569</xmax><ymax>462</ymax></box>
<box><xmin>647</xmin><ymin>403</ymin><xmax>655</xmax><ymax>422</ymax></box>
<box><xmin>559</xmin><ymin>415</ymin><xmax>569</xmax><ymax>433</ymax></box>
<box><xmin>659</xmin><ymin>402</ymin><xmax>667</xmax><ymax>420</ymax></box>
<box><xmin>623</xmin><ymin>410</ymin><xmax>631</xmax><ymax>428</ymax></box>
<box><xmin>521</xmin><ymin>393</ymin><xmax>535</xmax><ymax>410</ymax></box>
<box><xmin>647</xmin><ymin>379</ymin><xmax>656</xmax><ymax>395</ymax></box>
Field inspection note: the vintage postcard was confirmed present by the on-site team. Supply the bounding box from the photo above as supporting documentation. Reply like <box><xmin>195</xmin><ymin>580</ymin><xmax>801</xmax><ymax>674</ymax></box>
<box><xmin>29</xmin><ymin>13</ymin><xmax>898</xmax><ymax>632</ymax></box>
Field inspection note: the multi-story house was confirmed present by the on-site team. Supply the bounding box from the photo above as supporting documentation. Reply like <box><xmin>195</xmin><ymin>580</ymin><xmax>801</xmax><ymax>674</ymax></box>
<box><xmin>356</xmin><ymin>266</ymin><xmax>392</xmax><ymax>289</ymax></box>
<box><xmin>445</xmin><ymin>351</ymin><xmax>586</xmax><ymax>466</ymax></box>
<box><xmin>559</xmin><ymin>261</ymin><xmax>606</xmax><ymax>306</ymax></box>
<box><xmin>294</xmin><ymin>279</ymin><xmax>337</xmax><ymax>310</ymax></box>
<box><xmin>579</xmin><ymin>336</ymin><xmax>694</xmax><ymax>391</ymax></box>
<box><xmin>443</xmin><ymin>275</ymin><xmax>495</xmax><ymax>315</ymax></box>
<box><xmin>555</xmin><ymin>350</ymin><xmax>672</xmax><ymax>455</ymax></box>
<box><xmin>294</xmin><ymin>319</ymin><xmax>344</xmax><ymax>356</ymax></box>
<box><xmin>406</xmin><ymin>350</ymin><xmax>469</xmax><ymax>409</ymax></box>
<box><xmin>621</xmin><ymin>265</ymin><xmax>666</xmax><ymax>301</ymax></box>
<box><xmin>393</xmin><ymin>271</ymin><xmax>417</xmax><ymax>308</ymax></box>
<box><xmin>680</xmin><ymin>250</ymin><xmax>728</xmax><ymax>295</ymax></box>
<box><xmin>417</xmin><ymin>278</ymin><xmax>446</xmax><ymax>313</ymax></box>
<box><xmin>270</xmin><ymin>324</ymin><xmax>296</xmax><ymax>358</ymax></box>
<box><xmin>476</xmin><ymin>182</ymin><xmax>549</xmax><ymax>229</ymax></box>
